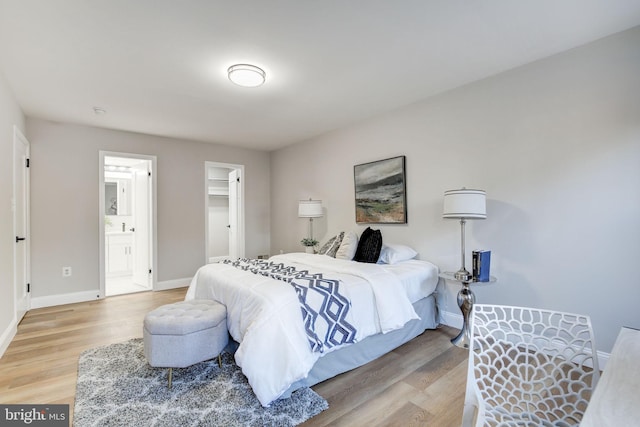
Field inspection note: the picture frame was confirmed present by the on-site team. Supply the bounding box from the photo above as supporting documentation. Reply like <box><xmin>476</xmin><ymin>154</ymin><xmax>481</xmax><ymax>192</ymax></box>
<box><xmin>354</xmin><ymin>155</ymin><xmax>407</xmax><ymax>224</ymax></box>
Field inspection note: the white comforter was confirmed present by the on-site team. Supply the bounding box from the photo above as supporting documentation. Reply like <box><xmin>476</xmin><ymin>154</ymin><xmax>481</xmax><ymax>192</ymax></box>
<box><xmin>185</xmin><ymin>253</ymin><xmax>419</xmax><ymax>406</ymax></box>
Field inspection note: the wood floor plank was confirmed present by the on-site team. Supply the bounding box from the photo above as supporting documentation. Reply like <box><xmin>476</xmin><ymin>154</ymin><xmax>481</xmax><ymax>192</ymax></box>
<box><xmin>326</xmin><ymin>381</ymin><xmax>433</xmax><ymax>426</ymax></box>
<box><xmin>409</xmin><ymin>360</ymin><xmax>468</xmax><ymax>427</ymax></box>
<box><xmin>302</xmin><ymin>326</ymin><xmax>467</xmax><ymax>426</ymax></box>
<box><xmin>402</xmin><ymin>345</ymin><xmax>468</xmax><ymax>391</ymax></box>
<box><xmin>384</xmin><ymin>401</ymin><xmax>435</xmax><ymax>427</ymax></box>
<box><xmin>0</xmin><ymin>289</ymin><xmax>467</xmax><ymax>426</ymax></box>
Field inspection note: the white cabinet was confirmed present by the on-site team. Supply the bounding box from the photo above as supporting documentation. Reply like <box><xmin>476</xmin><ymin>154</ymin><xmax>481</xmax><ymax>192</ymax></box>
<box><xmin>106</xmin><ymin>233</ymin><xmax>133</xmax><ymax>276</ymax></box>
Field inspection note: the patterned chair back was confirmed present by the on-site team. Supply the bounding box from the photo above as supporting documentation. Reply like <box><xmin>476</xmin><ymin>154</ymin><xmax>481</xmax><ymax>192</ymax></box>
<box><xmin>462</xmin><ymin>304</ymin><xmax>600</xmax><ymax>427</ymax></box>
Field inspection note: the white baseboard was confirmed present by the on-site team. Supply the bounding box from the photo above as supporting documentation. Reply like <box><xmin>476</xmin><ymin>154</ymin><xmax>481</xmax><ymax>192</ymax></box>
<box><xmin>596</xmin><ymin>349</ymin><xmax>610</xmax><ymax>370</ymax></box>
<box><xmin>439</xmin><ymin>309</ymin><xmax>463</xmax><ymax>329</ymax></box>
<box><xmin>0</xmin><ymin>318</ymin><xmax>18</xmax><ymax>359</ymax></box>
<box><xmin>30</xmin><ymin>290</ymin><xmax>100</xmax><ymax>309</ymax></box>
<box><xmin>28</xmin><ymin>279</ymin><xmax>190</xmax><ymax>309</ymax></box>
<box><xmin>155</xmin><ymin>277</ymin><xmax>191</xmax><ymax>291</ymax></box>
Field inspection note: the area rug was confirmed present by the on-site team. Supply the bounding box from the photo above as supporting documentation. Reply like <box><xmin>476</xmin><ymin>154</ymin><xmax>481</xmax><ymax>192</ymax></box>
<box><xmin>74</xmin><ymin>338</ymin><xmax>328</xmax><ymax>427</ymax></box>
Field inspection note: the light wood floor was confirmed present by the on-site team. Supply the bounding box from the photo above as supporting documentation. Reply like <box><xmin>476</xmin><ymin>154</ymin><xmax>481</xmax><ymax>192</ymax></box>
<box><xmin>0</xmin><ymin>288</ymin><xmax>467</xmax><ymax>426</ymax></box>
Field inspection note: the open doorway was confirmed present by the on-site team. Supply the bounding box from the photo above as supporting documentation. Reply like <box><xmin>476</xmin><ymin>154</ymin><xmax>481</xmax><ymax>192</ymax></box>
<box><xmin>99</xmin><ymin>152</ymin><xmax>156</xmax><ymax>297</ymax></box>
<box><xmin>205</xmin><ymin>162</ymin><xmax>245</xmax><ymax>263</ymax></box>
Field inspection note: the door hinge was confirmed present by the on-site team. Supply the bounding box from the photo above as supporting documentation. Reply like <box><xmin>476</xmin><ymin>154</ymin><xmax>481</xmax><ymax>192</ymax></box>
<box><xmin>236</xmin><ymin>176</ymin><xmax>240</xmax><ymax>182</ymax></box>
<box><xmin>149</xmin><ymin>269</ymin><xmax>152</xmax><ymax>274</ymax></box>
<box><xmin>27</xmin><ymin>283</ymin><xmax>30</xmax><ymax>293</ymax></box>
<box><xmin>26</xmin><ymin>158</ymin><xmax>30</xmax><ymax>168</ymax></box>
<box><xmin>148</xmin><ymin>171</ymin><xmax>151</xmax><ymax>177</ymax></box>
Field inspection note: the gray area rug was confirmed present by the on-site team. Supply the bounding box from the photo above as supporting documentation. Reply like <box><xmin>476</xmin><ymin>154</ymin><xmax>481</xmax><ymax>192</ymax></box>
<box><xmin>74</xmin><ymin>338</ymin><xmax>328</xmax><ymax>426</ymax></box>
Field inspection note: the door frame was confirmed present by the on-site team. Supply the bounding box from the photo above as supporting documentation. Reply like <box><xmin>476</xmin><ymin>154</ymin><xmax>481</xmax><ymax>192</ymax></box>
<box><xmin>12</xmin><ymin>126</ymin><xmax>30</xmax><ymax>323</ymax></box>
<box><xmin>99</xmin><ymin>151</ymin><xmax>157</xmax><ymax>298</ymax></box>
<box><xmin>205</xmin><ymin>161</ymin><xmax>245</xmax><ymax>263</ymax></box>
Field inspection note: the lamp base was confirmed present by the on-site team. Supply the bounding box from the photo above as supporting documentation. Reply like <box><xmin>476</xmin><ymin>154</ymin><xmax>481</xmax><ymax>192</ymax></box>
<box><xmin>451</xmin><ymin>282</ymin><xmax>476</xmax><ymax>349</ymax></box>
<box><xmin>454</xmin><ymin>268</ymin><xmax>472</xmax><ymax>282</ymax></box>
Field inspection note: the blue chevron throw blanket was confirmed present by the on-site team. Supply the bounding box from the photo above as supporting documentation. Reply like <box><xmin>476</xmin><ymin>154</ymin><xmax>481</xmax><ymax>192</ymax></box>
<box><xmin>223</xmin><ymin>258</ymin><xmax>357</xmax><ymax>353</ymax></box>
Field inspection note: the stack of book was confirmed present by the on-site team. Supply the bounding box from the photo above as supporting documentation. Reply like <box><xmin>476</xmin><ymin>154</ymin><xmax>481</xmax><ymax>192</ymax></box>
<box><xmin>472</xmin><ymin>250</ymin><xmax>491</xmax><ymax>282</ymax></box>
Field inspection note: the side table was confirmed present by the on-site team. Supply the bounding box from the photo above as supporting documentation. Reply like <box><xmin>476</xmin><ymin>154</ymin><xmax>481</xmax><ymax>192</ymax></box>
<box><xmin>439</xmin><ymin>272</ymin><xmax>496</xmax><ymax>349</ymax></box>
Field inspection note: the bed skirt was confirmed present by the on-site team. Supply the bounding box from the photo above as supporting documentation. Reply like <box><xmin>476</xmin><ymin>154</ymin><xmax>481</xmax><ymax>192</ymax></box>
<box><xmin>283</xmin><ymin>293</ymin><xmax>437</xmax><ymax>395</ymax></box>
<box><xmin>224</xmin><ymin>294</ymin><xmax>437</xmax><ymax>400</ymax></box>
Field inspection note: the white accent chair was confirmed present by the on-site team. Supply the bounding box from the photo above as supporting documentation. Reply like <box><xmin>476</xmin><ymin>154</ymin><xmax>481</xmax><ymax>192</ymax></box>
<box><xmin>462</xmin><ymin>304</ymin><xmax>600</xmax><ymax>427</ymax></box>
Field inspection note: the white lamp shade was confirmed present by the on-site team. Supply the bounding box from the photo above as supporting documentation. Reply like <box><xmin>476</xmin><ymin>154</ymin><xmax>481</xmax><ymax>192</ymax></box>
<box><xmin>298</xmin><ymin>199</ymin><xmax>323</xmax><ymax>218</ymax></box>
<box><xmin>443</xmin><ymin>189</ymin><xmax>486</xmax><ymax>219</ymax></box>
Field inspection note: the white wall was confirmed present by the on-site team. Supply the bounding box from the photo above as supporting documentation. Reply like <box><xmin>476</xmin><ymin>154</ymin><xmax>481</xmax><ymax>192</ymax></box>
<box><xmin>270</xmin><ymin>27</ymin><xmax>640</xmax><ymax>353</ymax></box>
<box><xmin>0</xmin><ymin>70</ymin><xmax>26</xmax><ymax>356</ymax></box>
<box><xmin>26</xmin><ymin>119</ymin><xmax>271</xmax><ymax>301</ymax></box>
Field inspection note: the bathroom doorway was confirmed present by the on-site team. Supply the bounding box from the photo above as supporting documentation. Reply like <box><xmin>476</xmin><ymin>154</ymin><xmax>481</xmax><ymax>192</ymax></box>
<box><xmin>99</xmin><ymin>152</ymin><xmax>156</xmax><ymax>297</ymax></box>
<box><xmin>205</xmin><ymin>162</ymin><xmax>245</xmax><ymax>263</ymax></box>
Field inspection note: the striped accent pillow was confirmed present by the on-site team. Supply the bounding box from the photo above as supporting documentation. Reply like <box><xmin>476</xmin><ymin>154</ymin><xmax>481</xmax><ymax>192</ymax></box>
<box><xmin>318</xmin><ymin>232</ymin><xmax>345</xmax><ymax>258</ymax></box>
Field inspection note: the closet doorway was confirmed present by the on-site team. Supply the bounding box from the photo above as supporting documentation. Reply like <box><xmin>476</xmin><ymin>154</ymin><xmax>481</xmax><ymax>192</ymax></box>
<box><xmin>99</xmin><ymin>152</ymin><xmax>156</xmax><ymax>297</ymax></box>
<box><xmin>205</xmin><ymin>162</ymin><xmax>245</xmax><ymax>263</ymax></box>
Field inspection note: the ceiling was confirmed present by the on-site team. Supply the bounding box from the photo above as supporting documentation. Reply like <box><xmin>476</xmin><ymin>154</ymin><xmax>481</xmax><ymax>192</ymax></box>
<box><xmin>1</xmin><ymin>1</ymin><xmax>639</xmax><ymax>152</ymax></box>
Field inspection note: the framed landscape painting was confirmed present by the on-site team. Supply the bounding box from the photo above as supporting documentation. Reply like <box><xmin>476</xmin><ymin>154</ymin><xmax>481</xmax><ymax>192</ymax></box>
<box><xmin>354</xmin><ymin>156</ymin><xmax>407</xmax><ymax>224</ymax></box>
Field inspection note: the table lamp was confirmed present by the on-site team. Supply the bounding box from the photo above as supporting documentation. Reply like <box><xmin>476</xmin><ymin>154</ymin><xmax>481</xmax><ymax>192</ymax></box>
<box><xmin>443</xmin><ymin>188</ymin><xmax>486</xmax><ymax>281</ymax></box>
<box><xmin>298</xmin><ymin>199</ymin><xmax>323</xmax><ymax>241</ymax></box>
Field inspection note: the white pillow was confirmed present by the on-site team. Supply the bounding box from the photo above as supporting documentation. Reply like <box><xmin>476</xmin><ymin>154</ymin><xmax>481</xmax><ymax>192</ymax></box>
<box><xmin>377</xmin><ymin>244</ymin><xmax>417</xmax><ymax>264</ymax></box>
<box><xmin>335</xmin><ymin>231</ymin><xmax>359</xmax><ymax>260</ymax></box>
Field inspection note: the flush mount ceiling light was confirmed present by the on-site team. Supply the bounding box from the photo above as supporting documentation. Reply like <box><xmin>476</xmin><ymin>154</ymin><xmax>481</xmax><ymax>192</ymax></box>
<box><xmin>227</xmin><ymin>64</ymin><xmax>266</xmax><ymax>88</ymax></box>
<box><xmin>93</xmin><ymin>106</ymin><xmax>106</xmax><ymax>115</ymax></box>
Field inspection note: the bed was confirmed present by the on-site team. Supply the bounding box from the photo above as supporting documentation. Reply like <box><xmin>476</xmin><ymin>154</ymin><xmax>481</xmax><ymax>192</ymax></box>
<box><xmin>185</xmin><ymin>251</ymin><xmax>439</xmax><ymax>407</ymax></box>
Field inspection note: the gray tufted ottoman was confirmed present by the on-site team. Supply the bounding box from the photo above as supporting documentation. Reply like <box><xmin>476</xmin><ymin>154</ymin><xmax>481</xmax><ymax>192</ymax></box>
<box><xmin>143</xmin><ymin>299</ymin><xmax>228</xmax><ymax>387</ymax></box>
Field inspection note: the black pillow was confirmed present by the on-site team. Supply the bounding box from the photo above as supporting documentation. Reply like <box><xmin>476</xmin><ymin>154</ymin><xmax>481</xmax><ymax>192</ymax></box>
<box><xmin>353</xmin><ymin>227</ymin><xmax>382</xmax><ymax>263</ymax></box>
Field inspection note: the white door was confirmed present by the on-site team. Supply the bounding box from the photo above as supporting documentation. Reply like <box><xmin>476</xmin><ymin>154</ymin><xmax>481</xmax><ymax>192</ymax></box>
<box><xmin>13</xmin><ymin>127</ymin><xmax>30</xmax><ymax>322</ymax></box>
<box><xmin>205</xmin><ymin>162</ymin><xmax>244</xmax><ymax>263</ymax></box>
<box><xmin>228</xmin><ymin>169</ymin><xmax>240</xmax><ymax>259</ymax></box>
<box><xmin>131</xmin><ymin>160</ymin><xmax>151</xmax><ymax>288</ymax></box>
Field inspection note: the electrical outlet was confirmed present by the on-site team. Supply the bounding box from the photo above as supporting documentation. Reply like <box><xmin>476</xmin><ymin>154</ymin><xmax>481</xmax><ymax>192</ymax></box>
<box><xmin>62</xmin><ymin>266</ymin><xmax>72</xmax><ymax>277</ymax></box>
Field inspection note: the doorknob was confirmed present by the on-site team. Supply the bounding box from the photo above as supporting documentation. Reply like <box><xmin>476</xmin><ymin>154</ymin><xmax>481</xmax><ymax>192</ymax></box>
<box><xmin>16</xmin><ymin>236</ymin><xmax>26</xmax><ymax>243</ymax></box>
<box><xmin>129</xmin><ymin>228</ymin><xmax>135</xmax><ymax>232</ymax></box>
<box><xmin>226</xmin><ymin>225</ymin><xmax>231</xmax><ymax>228</ymax></box>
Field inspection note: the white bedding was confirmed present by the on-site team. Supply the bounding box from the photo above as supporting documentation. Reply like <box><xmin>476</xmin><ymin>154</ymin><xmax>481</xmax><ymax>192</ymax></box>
<box><xmin>383</xmin><ymin>259</ymin><xmax>440</xmax><ymax>303</ymax></box>
<box><xmin>185</xmin><ymin>253</ymin><xmax>438</xmax><ymax>406</ymax></box>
